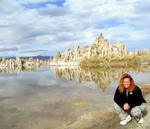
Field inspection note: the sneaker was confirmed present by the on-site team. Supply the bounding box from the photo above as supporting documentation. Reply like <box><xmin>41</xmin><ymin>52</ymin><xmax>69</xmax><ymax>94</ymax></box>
<box><xmin>138</xmin><ymin>117</ymin><xmax>144</xmax><ymax>124</ymax></box>
<box><xmin>120</xmin><ymin>115</ymin><xmax>132</xmax><ymax>125</ymax></box>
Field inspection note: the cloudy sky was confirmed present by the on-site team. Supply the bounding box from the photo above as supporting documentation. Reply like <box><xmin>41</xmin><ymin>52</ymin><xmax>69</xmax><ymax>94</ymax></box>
<box><xmin>0</xmin><ymin>0</ymin><xmax>150</xmax><ymax>57</ymax></box>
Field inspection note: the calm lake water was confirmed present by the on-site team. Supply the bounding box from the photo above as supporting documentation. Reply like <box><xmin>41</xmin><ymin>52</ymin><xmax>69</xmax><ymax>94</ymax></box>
<box><xmin>0</xmin><ymin>66</ymin><xmax>150</xmax><ymax>129</ymax></box>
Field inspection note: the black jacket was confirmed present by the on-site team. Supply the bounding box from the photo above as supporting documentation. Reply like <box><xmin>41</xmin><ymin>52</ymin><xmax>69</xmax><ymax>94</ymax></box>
<box><xmin>114</xmin><ymin>85</ymin><xmax>146</xmax><ymax>110</ymax></box>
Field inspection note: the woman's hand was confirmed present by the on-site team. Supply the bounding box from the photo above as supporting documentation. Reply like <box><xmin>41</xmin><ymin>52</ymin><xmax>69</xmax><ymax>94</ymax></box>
<box><xmin>123</xmin><ymin>103</ymin><xmax>130</xmax><ymax>110</ymax></box>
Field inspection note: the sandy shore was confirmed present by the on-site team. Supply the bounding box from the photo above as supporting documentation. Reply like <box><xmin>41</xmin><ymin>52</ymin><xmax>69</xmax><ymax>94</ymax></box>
<box><xmin>54</xmin><ymin>84</ymin><xmax>150</xmax><ymax>129</ymax></box>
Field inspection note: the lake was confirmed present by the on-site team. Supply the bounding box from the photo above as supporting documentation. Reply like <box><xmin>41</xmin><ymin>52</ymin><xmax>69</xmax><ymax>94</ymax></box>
<box><xmin>0</xmin><ymin>66</ymin><xmax>150</xmax><ymax>129</ymax></box>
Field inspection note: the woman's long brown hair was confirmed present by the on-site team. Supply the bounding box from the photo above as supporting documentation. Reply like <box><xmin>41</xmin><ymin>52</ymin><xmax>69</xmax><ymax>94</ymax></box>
<box><xmin>118</xmin><ymin>73</ymin><xmax>135</xmax><ymax>93</ymax></box>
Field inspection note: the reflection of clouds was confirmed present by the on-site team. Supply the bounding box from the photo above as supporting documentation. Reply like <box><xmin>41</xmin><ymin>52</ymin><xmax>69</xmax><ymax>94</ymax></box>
<box><xmin>51</xmin><ymin>66</ymin><xmax>150</xmax><ymax>92</ymax></box>
<box><xmin>130</xmin><ymin>72</ymin><xmax>150</xmax><ymax>86</ymax></box>
<box><xmin>0</xmin><ymin>71</ymin><xmax>113</xmax><ymax>129</ymax></box>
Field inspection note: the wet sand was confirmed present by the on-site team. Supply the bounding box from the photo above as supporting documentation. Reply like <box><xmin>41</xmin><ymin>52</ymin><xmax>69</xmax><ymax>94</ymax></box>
<box><xmin>43</xmin><ymin>91</ymin><xmax>150</xmax><ymax>129</ymax></box>
<box><xmin>55</xmin><ymin>84</ymin><xmax>150</xmax><ymax>129</ymax></box>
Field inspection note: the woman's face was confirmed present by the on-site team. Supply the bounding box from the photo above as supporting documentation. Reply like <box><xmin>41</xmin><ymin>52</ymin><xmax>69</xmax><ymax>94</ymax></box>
<box><xmin>122</xmin><ymin>77</ymin><xmax>130</xmax><ymax>89</ymax></box>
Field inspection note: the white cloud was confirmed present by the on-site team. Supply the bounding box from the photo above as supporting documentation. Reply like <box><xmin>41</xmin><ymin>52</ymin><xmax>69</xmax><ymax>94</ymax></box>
<box><xmin>0</xmin><ymin>0</ymin><xmax>149</xmax><ymax>57</ymax></box>
<box><xmin>18</xmin><ymin>0</ymin><xmax>54</xmax><ymax>4</ymax></box>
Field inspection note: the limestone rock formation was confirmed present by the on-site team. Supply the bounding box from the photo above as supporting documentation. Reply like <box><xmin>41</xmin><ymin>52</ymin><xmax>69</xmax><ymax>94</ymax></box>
<box><xmin>0</xmin><ymin>57</ymin><xmax>49</xmax><ymax>72</ymax></box>
<box><xmin>50</xmin><ymin>33</ymin><xmax>128</xmax><ymax>66</ymax></box>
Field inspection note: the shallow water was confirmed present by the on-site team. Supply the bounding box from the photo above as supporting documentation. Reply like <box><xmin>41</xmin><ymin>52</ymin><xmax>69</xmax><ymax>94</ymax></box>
<box><xmin>0</xmin><ymin>66</ymin><xmax>150</xmax><ymax>129</ymax></box>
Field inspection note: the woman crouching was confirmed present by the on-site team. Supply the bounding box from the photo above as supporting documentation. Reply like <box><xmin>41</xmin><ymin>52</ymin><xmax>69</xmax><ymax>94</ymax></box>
<box><xmin>113</xmin><ymin>73</ymin><xmax>147</xmax><ymax>125</ymax></box>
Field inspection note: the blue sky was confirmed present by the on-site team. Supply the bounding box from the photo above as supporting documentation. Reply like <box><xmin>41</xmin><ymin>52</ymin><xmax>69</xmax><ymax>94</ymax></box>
<box><xmin>0</xmin><ymin>0</ymin><xmax>150</xmax><ymax>57</ymax></box>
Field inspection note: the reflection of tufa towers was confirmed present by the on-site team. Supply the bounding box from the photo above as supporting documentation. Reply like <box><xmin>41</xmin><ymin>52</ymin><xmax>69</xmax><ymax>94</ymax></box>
<box><xmin>51</xmin><ymin>67</ymin><xmax>127</xmax><ymax>91</ymax></box>
<box><xmin>50</xmin><ymin>33</ymin><xmax>128</xmax><ymax>65</ymax></box>
<box><xmin>51</xmin><ymin>66</ymin><xmax>150</xmax><ymax>91</ymax></box>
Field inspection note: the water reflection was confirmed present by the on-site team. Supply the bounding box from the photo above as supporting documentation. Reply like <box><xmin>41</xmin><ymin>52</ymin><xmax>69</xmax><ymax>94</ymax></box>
<box><xmin>50</xmin><ymin>66</ymin><xmax>150</xmax><ymax>91</ymax></box>
<box><xmin>0</xmin><ymin>66</ymin><xmax>150</xmax><ymax>129</ymax></box>
<box><xmin>0</xmin><ymin>66</ymin><xmax>42</xmax><ymax>73</ymax></box>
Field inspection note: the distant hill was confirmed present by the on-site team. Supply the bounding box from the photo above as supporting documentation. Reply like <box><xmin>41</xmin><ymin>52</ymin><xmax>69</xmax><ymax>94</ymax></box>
<box><xmin>3</xmin><ymin>55</ymin><xmax>51</xmax><ymax>60</ymax></box>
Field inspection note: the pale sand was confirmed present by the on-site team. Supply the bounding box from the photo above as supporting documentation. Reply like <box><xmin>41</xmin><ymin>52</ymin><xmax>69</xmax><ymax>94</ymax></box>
<box><xmin>54</xmin><ymin>84</ymin><xmax>150</xmax><ymax>129</ymax></box>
